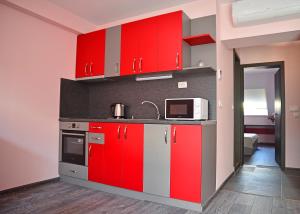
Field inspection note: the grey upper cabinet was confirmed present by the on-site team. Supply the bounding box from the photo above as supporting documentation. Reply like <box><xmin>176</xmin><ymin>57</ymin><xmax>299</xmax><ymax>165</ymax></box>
<box><xmin>144</xmin><ymin>124</ymin><xmax>170</xmax><ymax>197</ymax></box>
<box><xmin>104</xmin><ymin>26</ymin><xmax>121</xmax><ymax>77</ymax></box>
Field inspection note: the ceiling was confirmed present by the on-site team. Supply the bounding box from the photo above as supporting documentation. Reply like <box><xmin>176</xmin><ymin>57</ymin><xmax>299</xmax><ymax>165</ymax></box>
<box><xmin>244</xmin><ymin>67</ymin><xmax>280</xmax><ymax>75</ymax></box>
<box><xmin>49</xmin><ymin>0</ymin><xmax>198</xmax><ymax>26</ymax></box>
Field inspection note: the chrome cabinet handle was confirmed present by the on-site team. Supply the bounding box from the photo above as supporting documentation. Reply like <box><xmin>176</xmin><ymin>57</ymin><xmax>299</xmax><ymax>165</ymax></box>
<box><xmin>176</xmin><ymin>52</ymin><xmax>179</xmax><ymax>69</ymax></box>
<box><xmin>164</xmin><ymin>130</ymin><xmax>167</xmax><ymax>144</ymax></box>
<box><xmin>117</xmin><ymin>126</ymin><xmax>121</xmax><ymax>139</ymax></box>
<box><xmin>70</xmin><ymin>170</ymin><xmax>77</xmax><ymax>173</ymax></box>
<box><xmin>92</xmin><ymin>137</ymin><xmax>101</xmax><ymax>140</ymax></box>
<box><xmin>132</xmin><ymin>58</ymin><xmax>136</xmax><ymax>73</ymax></box>
<box><xmin>139</xmin><ymin>58</ymin><xmax>142</xmax><ymax>73</ymax></box>
<box><xmin>84</xmin><ymin>63</ymin><xmax>88</xmax><ymax>75</ymax></box>
<box><xmin>91</xmin><ymin>126</ymin><xmax>102</xmax><ymax>129</ymax></box>
<box><xmin>124</xmin><ymin>126</ymin><xmax>128</xmax><ymax>140</ymax></box>
<box><xmin>88</xmin><ymin>145</ymin><xmax>92</xmax><ymax>157</ymax></box>
<box><xmin>89</xmin><ymin>62</ymin><xmax>93</xmax><ymax>74</ymax></box>
<box><xmin>173</xmin><ymin>127</ymin><xmax>177</xmax><ymax>144</ymax></box>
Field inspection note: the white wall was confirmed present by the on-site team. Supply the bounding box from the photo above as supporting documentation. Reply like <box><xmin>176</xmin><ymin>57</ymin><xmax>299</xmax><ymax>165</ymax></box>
<box><xmin>0</xmin><ymin>3</ymin><xmax>76</xmax><ymax>191</ymax></box>
<box><xmin>237</xmin><ymin>42</ymin><xmax>300</xmax><ymax>168</ymax></box>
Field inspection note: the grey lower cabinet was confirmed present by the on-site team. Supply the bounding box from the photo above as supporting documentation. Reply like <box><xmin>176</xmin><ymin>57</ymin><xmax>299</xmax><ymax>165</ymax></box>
<box><xmin>104</xmin><ymin>26</ymin><xmax>121</xmax><ymax>77</ymax></box>
<box><xmin>59</xmin><ymin>162</ymin><xmax>88</xmax><ymax>180</ymax></box>
<box><xmin>143</xmin><ymin>124</ymin><xmax>171</xmax><ymax>197</ymax></box>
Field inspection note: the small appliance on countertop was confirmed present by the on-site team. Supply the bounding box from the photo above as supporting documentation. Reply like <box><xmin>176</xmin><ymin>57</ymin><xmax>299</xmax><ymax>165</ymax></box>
<box><xmin>111</xmin><ymin>103</ymin><xmax>128</xmax><ymax>119</ymax></box>
<box><xmin>165</xmin><ymin>98</ymin><xmax>208</xmax><ymax>120</ymax></box>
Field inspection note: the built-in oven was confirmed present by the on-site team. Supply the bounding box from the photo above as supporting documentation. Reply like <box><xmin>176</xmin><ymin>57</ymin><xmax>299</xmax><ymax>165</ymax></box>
<box><xmin>59</xmin><ymin>122</ymin><xmax>88</xmax><ymax>166</ymax></box>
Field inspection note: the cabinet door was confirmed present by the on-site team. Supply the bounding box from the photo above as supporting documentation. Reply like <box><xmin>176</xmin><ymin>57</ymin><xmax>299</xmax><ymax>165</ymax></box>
<box><xmin>88</xmin><ymin>30</ymin><xmax>106</xmax><ymax>77</ymax></box>
<box><xmin>120</xmin><ymin>21</ymin><xmax>139</xmax><ymax>76</ymax></box>
<box><xmin>157</xmin><ymin>11</ymin><xmax>182</xmax><ymax>72</ymax></box>
<box><xmin>102</xmin><ymin>123</ymin><xmax>122</xmax><ymax>187</ymax></box>
<box><xmin>170</xmin><ymin>125</ymin><xmax>202</xmax><ymax>203</ymax></box>
<box><xmin>144</xmin><ymin>124</ymin><xmax>170</xmax><ymax>197</ymax></box>
<box><xmin>138</xmin><ymin>17</ymin><xmax>158</xmax><ymax>74</ymax></box>
<box><xmin>88</xmin><ymin>143</ymin><xmax>104</xmax><ymax>183</ymax></box>
<box><xmin>104</xmin><ymin>26</ymin><xmax>121</xmax><ymax>77</ymax></box>
<box><xmin>121</xmin><ymin>124</ymin><xmax>144</xmax><ymax>191</ymax></box>
<box><xmin>76</xmin><ymin>34</ymin><xmax>89</xmax><ymax>78</ymax></box>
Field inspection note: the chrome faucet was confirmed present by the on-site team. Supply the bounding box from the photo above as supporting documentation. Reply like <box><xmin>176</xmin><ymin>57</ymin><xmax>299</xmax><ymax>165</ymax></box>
<box><xmin>141</xmin><ymin>100</ymin><xmax>161</xmax><ymax>120</ymax></box>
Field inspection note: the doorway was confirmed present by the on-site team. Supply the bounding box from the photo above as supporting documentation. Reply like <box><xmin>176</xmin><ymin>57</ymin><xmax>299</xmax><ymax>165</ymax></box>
<box><xmin>234</xmin><ymin>51</ymin><xmax>285</xmax><ymax>169</ymax></box>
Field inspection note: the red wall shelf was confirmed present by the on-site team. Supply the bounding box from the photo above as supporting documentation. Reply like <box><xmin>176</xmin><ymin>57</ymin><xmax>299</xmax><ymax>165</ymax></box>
<box><xmin>183</xmin><ymin>34</ymin><xmax>215</xmax><ymax>46</ymax></box>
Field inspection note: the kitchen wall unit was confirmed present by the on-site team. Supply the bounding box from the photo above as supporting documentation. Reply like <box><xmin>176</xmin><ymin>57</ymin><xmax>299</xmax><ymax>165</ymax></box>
<box><xmin>88</xmin><ymin>122</ymin><xmax>144</xmax><ymax>192</ymax></box>
<box><xmin>76</xmin><ymin>29</ymin><xmax>106</xmax><ymax>79</ymax></box>
<box><xmin>74</xmin><ymin>11</ymin><xmax>216</xmax><ymax>80</ymax></box>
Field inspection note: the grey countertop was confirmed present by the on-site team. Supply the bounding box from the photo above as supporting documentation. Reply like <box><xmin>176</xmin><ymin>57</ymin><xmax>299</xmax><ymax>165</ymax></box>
<box><xmin>59</xmin><ymin>117</ymin><xmax>216</xmax><ymax>126</ymax></box>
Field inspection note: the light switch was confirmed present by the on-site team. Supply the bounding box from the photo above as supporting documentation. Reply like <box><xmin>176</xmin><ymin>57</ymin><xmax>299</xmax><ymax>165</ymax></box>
<box><xmin>178</xmin><ymin>81</ymin><xmax>187</xmax><ymax>89</ymax></box>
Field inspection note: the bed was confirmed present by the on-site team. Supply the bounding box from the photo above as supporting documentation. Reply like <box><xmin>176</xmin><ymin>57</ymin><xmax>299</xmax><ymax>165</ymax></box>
<box><xmin>244</xmin><ymin>133</ymin><xmax>258</xmax><ymax>155</ymax></box>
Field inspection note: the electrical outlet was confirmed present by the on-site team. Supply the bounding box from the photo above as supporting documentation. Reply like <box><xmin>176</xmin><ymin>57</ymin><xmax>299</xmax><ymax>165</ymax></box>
<box><xmin>178</xmin><ymin>81</ymin><xmax>187</xmax><ymax>89</ymax></box>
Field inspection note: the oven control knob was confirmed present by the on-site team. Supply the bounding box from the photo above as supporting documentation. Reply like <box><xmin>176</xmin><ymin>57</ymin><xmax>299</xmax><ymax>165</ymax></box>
<box><xmin>72</xmin><ymin>123</ymin><xmax>76</xmax><ymax>128</ymax></box>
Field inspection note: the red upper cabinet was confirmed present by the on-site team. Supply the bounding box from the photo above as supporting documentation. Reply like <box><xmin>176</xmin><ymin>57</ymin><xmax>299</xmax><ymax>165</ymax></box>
<box><xmin>76</xmin><ymin>30</ymin><xmax>106</xmax><ymax>78</ymax></box>
<box><xmin>120</xmin><ymin>124</ymin><xmax>144</xmax><ymax>191</ymax></box>
<box><xmin>157</xmin><ymin>11</ymin><xmax>183</xmax><ymax>71</ymax></box>
<box><xmin>170</xmin><ymin>125</ymin><xmax>202</xmax><ymax>203</ymax></box>
<box><xmin>120</xmin><ymin>21</ymin><xmax>139</xmax><ymax>76</ymax></box>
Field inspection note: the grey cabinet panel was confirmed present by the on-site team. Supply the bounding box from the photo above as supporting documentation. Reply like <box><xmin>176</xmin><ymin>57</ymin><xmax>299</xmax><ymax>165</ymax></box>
<box><xmin>104</xmin><ymin>26</ymin><xmax>121</xmax><ymax>77</ymax></box>
<box><xmin>88</xmin><ymin>133</ymin><xmax>104</xmax><ymax>144</ymax></box>
<box><xmin>144</xmin><ymin>124</ymin><xmax>170</xmax><ymax>197</ymax></box>
<box><xmin>59</xmin><ymin>162</ymin><xmax>88</xmax><ymax>180</ymax></box>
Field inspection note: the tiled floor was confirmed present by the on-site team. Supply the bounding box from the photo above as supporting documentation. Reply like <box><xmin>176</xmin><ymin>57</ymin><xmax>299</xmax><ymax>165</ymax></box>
<box><xmin>244</xmin><ymin>145</ymin><xmax>278</xmax><ymax>167</ymax></box>
<box><xmin>1</xmin><ymin>166</ymin><xmax>300</xmax><ymax>214</ymax></box>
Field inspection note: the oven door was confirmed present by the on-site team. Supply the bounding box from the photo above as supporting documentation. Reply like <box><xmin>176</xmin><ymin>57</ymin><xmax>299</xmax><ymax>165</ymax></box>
<box><xmin>61</xmin><ymin>131</ymin><xmax>86</xmax><ymax>166</ymax></box>
<box><xmin>165</xmin><ymin>99</ymin><xmax>194</xmax><ymax>119</ymax></box>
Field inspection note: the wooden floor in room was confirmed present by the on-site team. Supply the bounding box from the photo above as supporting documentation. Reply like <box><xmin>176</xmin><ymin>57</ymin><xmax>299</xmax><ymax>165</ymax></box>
<box><xmin>1</xmin><ymin>166</ymin><xmax>300</xmax><ymax>214</ymax></box>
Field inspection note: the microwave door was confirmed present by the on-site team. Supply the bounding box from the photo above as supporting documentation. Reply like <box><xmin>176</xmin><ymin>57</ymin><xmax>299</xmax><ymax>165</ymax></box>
<box><xmin>166</xmin><ymin>99</ymin><xmax>194</xmax><ymax>119</ymax></box>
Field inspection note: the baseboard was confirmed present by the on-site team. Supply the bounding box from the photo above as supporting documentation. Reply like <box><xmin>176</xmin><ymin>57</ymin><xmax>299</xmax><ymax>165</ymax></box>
<box><xmin>0</xmin><ymin>177</ymin><xmax>60</xmax><ymax>195</ymax></box>
<box><xmin>285</xmin><ymin>167</ymin><xmax>300</xmax><ymax>176</ymax></box>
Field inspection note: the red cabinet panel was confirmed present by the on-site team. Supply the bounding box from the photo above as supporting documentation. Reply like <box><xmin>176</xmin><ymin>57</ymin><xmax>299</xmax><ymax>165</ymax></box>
<box><xmin>120</xmin><ymin>21</ymin><xmax>139</xmax><ymax>76</ymax></box>
<box><xmin>120</xmin><ymin>124</ymin><xmax>144</xmax><ymax>191</ymax></box>
<box><xmin>102</xmin><ymin>123</ymin><xmax>122</xmax><ymax>187</ymax></box>
<box><xmin>75</xmin><ymin>30</ymin><xmax>105</xmax><ymax>78</ymax></box>
<box><xmin>138</xmin><ymin>17</ymin><xmax>158</xmax><ymax>74</ymax></box>
<box><xmin>89</xmin><ymin>122</ymin><xmax>104</xmax><ymax>133</ymax></box>
<box><xmin>76</xmin><ymin>34</ymin><xmax>89</xmax><ymax>78</ymax></box>
<box><xmin>170</xmin><ymin>125</ymin><xmax>202</xmax><ymax>203</ymax></box>
<box><xmin>88</xmin><ymin>143</ymin><xmax>105</xmax><ymax>183</ymax></box>
<box><xmin>88</xmin><ymin>30</ymin><xmax>106</xmax><ymax>77</ymax></box>
<box><xmin>157</xmin><ymin>11</ymin><xmax>183</xmax><ymax>71</ymax></box>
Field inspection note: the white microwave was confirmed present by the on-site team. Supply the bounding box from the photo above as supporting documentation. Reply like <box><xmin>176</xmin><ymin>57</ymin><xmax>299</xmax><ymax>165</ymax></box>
<box><xmin>165</xmin><ymin>98</ymin><xmax>208</xmax><ymax>120</ymax></box>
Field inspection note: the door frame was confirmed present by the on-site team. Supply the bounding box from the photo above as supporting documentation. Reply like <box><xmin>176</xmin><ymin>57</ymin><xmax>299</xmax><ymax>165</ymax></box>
<box><xmin>234</xmin><ymin>59</ymin><xmax>286</xmax><ymax>169</ymax></box>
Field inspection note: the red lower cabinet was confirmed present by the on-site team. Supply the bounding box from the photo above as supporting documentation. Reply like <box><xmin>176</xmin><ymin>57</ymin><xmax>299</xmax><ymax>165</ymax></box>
<box><xmin>120</xmin><ymin>124</ymin><xmax>144</xmax><ymax>191</ymax></box>
<box><xmin>88</xmin><ymin>122</ymin><xmax>144</xmax><ymax>192</ymax></box>
<box><xmin>88</xmin><ymin>143</ymin><xmax>105</xmax><ymax>183</ymax></box>
<box><xmin>170</xmin><ymin>125</ymin><xmax>202</xmax><ymax>203</ymax></box>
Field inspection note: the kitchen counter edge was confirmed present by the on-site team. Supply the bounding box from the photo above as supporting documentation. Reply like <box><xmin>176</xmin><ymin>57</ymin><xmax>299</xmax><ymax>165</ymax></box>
<box><xmin>59</xmin><ymin>118</ymin><xmax>216</xmax><ymax>126</ymax></box>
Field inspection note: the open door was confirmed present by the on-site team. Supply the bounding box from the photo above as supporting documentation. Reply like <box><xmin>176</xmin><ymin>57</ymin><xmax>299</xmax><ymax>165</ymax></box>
<box><xmin>274</xmin><ymin>69</ymin><xmax>285</xmax><ymax>168</ymax></box>
<box><xmin>233</xmin><ymin>50</ymin><xmax>244</xmax><ymax>170</ymax></box>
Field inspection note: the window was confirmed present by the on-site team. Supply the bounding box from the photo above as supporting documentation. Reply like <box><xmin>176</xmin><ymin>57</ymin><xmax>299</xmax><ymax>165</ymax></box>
<box><xmin>244</xmin><ymin>89</ymin><xmax>268</xmax><ymax>116</ymax></box>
